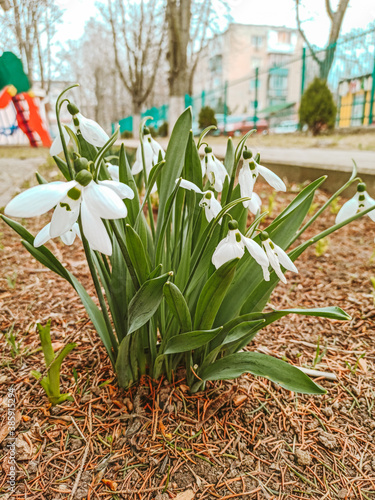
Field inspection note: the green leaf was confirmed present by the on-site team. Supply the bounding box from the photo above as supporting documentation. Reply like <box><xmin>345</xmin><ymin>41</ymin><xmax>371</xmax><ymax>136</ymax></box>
<box><xmin>116</xmin><ymin>335</ymin><xmax>134</xmax><ymax>388</ymax></box>
<box><xmin>164</xmin><ymin>327</ymin><xmax>222</xmax><ymax>354</ymax></box>
<box><xmin>128</xmin><ymin>272</ymin><xmax>172</xmax><ymax>334</ymax></box>
<box><xmin>194</xmin><ymin>259</ymin><xmax>239</xmax><ymax>330</ymax></box>
<box><xmin>163</xmin><ymin>282</ymin><xmax>192</xmax><ymax>332</ymax></box>
<box><xmin>53</xmin><ymin>155</ymin><xmax>71</xmax><ymax>181</ymax></box>
<box><xmin>223</xmin><ymin>320</ymin><xmax>265</xmax><ymax>345</ymax></box>
<box><xmin>125</xmin><ymin>224</ymin><xmax>150</xmax><ymax>284</ymax></box>
<box><xmin>157</xmin><ymin>108</ymin><xmax>192</xmax><ymax>238</ymax></box>
<box><xmin>267</xmin><ymin>306</ymin><xmax>351</xmax><ymax>321</ymax></box>
<box><xmin>223</xmin><ymin>137</ymin><xmax>235</xmax><ymax>177</ymax></box>
<box><xmin>185</xmin><ymin>130</ymin><xmax>203</xmax><ymax>189</ymax></box>
<box><xmin>200</xmin><ymin>352</ymin><xmax>326</xmax><ymax>394</ymax></box>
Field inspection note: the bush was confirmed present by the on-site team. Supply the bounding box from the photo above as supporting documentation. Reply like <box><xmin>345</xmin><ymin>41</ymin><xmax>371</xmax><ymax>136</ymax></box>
<box><xmin>299</xmin><ymin>78</ymin><xmax>337</xmax><ymax>136</ymax></box>
<box><xmin>121</xmin><ymin>130</ymin><xmax>133</xmax><ymax>139</ymax></box>
<box><xmin>198</xmin><ymin>106</ymin><xmax>217</xmax><ymax>130</ymax></box>
<box><xmin>158</xmin><ymin>121</ymin><xmax>168</xmax><ymax>137</ymax></box>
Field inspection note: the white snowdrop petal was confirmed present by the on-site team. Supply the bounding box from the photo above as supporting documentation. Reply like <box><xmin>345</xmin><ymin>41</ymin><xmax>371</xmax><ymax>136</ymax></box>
<box><xmin>50</xmin><ymin>123</ymin><xmax>71</xmax><ymax>156</ymax></box>
<box><xmin>99</xmin><ymin>180</ymin><xmax>134</xmax><ymax>200</ymax></box>
<box><xmin>60</xmin><ymin>229</ymin><xmax>77</xmax><ymax>246</ymax></box>
<box><xmin>209</xmin><ymin>197</ymin><xmax>222</xmax><ymax>218</ymax></box>
<box><xmin>363</xmin><ymin>192</ymin><xmax>375</xmax><ymax>221</ymax></box>
<box><xmin>107</xmin><ymin>164</ymin><xmax>120</xmax><ymax>181</ymax></box>
<box><xmin>239</xmin><ymin>165</ymin><xmax>255</xmax><ymax>200</ymax></box>
<box><xmin>257</xmin><ymin>163</ymin><xmax>286</xmax><ymax>191</ymax></box>
<box><xmin>83</xmin><ymin>183</ymin><xmax>127</xmax><ymax>219</ymax></box>
<box><xmin>150</xmin><ymin>137</ymin><xmax>165</xmax><ymax>158</ymax></box>
<box><xmin>81</xmin><ymin>199</ymin><xmax>112</xmax><ymax>255</ymax></box>
<box><xmin>242</xmin><ymin>237</ymin><xmax>269</xmax><ymax>267</ymax></box>
<box><xmin>212</xmin><ymin>243</ymin><xmax>244</xmax><ymax>269</ymax></box>
<box><xmin>261</xmin><ymin>265</ymin><xmax>270</xmax><ymax>281</ymax></box>
<box><xmin>273</xmin><ymin>244</ymin><xmax>298</xmax><ymax>273</ymax></box>
<box><xmin>77</xmin><ymin>113</ymin><xmax>109</xmax><ymax>147</ymax></box>
<box><xmin>50</xmin><ymin>199</ymin><xmax>80</xmax><ymax>238</ymax></box>
<box><xmin>213</xmin><ymin>156</ymin><xmax>228</xmax><ymax>179</ymax></box>
<box><xmin>4</xmin><ymin>181</ymin><xmax>76</xmax><ymax>218</ymax></box>
<box><xmin>178</xmin><ymin>179</ymin><xmax>203</xmax><ymax>194</ymax></box>
<box><xmin>335</xmin><ymin>198</ymin><xmax>358</xmax><ymax>224</ymax></box>
<box><xmin>34</xmin><ymin>223</ymin><xmax>52</xmax><ymax>247</ymax></box>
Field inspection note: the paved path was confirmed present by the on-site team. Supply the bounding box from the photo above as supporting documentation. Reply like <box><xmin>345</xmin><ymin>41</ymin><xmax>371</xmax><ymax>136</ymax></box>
<box><xmin>0</xmin><ymin>157</ymin><xmax>46</xmax><ymax>208</ymax></box>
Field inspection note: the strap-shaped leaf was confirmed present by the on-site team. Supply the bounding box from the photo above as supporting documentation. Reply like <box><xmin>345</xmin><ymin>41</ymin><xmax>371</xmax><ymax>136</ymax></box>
<box><xmin>156</xmin><ymin>107</ymin><xmax>192</xmax><ymax>238</ymax></box>
<box><xmin>116</xmin><ymin>335</ymin><xmax>134</xmax><ymax>388</ymax></box>
<box><xmin>128</xmin><ymin>272</ymin><xmax>172</xmax><ymax>334</ymax></box>
<box><xmin>184</xmin><ymin>130</ymin><xmax>203</xmax><ymax>189</ymax></box>
<box><xmin>125</xmin><ymin>224</ymin><xmax>151</xmax><ymax>284</ymax></box>
<box><xmin>200</xmin><ymin>352</ymin><xmax>326</xmax><ymax>394</ymax></box>
<box><xmin>163</xmin><ymin>282</ymin><xmax>192</xmax><ymax>332</ymax></box>
<box><xmin>53</xmin><ymin>155</ymin><xmax>71</xmax><ymax>181</ymax></box>
<box><xmin>194</xmin><ymin>258</ymin><xmax>239</xmax><ymax>330</ymax></box>
<box><xmin>164</xmin><ymin>327</ymin><xmax>222</xmax><ymax>354</ymax></box>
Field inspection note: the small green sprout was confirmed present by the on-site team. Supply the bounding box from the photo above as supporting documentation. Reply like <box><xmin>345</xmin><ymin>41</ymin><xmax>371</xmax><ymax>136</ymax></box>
<box><xmin>31</xmin><ymin>320</ymin><xmax>76</xmax><ymax>406</ymax></box>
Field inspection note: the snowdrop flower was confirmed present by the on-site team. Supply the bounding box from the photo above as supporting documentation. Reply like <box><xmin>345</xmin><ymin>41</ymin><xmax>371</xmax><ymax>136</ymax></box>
<box><xmin>177</xmin><ymin>179</ymin><xmax>222</xmax><ymax>223</ymax></box>
<box><xmin>49</xmin><ymin>102</ymin><xmax>109</xmax><ymax>156</ymax></box>
<box><xmin>106</xmin><ymin>162</ymin><xmax>120</xmax><ymax>181</ymax></box>
<box><xmin>335</xmin><ymin>182</ymin><xmax>375</xmax><ymax>224</ymax></box>
<box><xmin>201</xmin><ymin>146</ymin><xmax>228</xmax><ymax>192</ymax></box>
<box><xmin>259</xmin><ymin>231</ymin><xmax>298</xmax><ymax>284</ymax></box>
<box><xmin>5</xmin><ymin>170</ymin><xmax>134</xmax><ymax>256</ymax></box>
<box><xmin>34</xmin><ymin>222</ymin><xmax>81</xmax><ymax>247</ymax></box>
<box><xmin>132</xmin><ymin>129</ymin><xmax>165</xmax><ymax>193</ymax></box>
<box><xmin>239</xmin><ymin>150</ymin><xmax>286</xmax><ymax>203</ymax></box>
<box><xmin>212</xmin><ymin>220</ymin><xmax>269</xmax><ymax>270</ymax></box>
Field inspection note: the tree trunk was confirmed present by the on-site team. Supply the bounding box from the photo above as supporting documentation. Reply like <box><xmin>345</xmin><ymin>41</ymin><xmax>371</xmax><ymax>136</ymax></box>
<box><xmin>132</xmin><ymin>101</ymin><xmax>141</xmax><ymax>139</ymax></box>
<box><xmin>166</xmin><ymin>0</ymin><xmax>191</xmax><ymax>132</ymax></box>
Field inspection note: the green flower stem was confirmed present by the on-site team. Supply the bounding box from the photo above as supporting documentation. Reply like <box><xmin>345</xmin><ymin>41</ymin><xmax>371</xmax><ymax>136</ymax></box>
<box><xmin>55</xmin><ymin>85</ymin><xmax>79</xmax><ymax>179</ymax></box>
<box><xmin>78</xmin><ymin>218</ymin><xmax>118</xmax><ymax>357</ymax></box>
<box><xmin>291</xmin><ymin>163</ymin><xmax>359</xmax><ymax>245</ymax></box>
<box><xmin>290</xmin><ymin>202</ymin><xmax>375</xmax><ymax>260</ymax></box>
<box><xmin>109</xmin><ymin>220</ymin><xmax>140</xmax><ymax>291</ymax></box>
<box><xmin>140</xmin><ymin>138</ymin><xmax>156</xmax><ymax>240</ymax></box>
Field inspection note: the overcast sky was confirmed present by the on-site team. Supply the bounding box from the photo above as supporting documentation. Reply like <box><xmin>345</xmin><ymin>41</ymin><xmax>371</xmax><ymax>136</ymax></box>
<box><xmin>55</xmin><ymin>0</ymin><xmax>375</xmax><ymax>48</ymax></box>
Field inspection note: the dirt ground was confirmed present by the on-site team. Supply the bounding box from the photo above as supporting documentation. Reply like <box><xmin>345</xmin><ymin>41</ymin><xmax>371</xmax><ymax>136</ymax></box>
<box><xmin>1</xmin><ymin>171</ymin><xmax>375</xmax><ymax>499</ymax></box>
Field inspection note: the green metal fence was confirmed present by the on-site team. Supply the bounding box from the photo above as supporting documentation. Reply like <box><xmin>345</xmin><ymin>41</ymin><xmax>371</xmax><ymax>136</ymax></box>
<box><xmin>116</xmin><ymin>26</ymin><xmax>375</xmax><ymax>135</ymax></box>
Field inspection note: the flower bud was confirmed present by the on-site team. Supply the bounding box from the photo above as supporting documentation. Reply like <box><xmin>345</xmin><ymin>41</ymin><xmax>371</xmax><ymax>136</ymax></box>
<box><xmin>243</xmin><ymin>149</ymin><xmax>252</xmax><ymax>160</ymax></box>
<box><xmin>74</xmin><ymin>156</ymin><xmax>89</xmax><ymax>173</ymax></box>
<box><xmin>259</xmin><ymin>231</ymin><xmax>269</xmax><ymax>241</ymax></box>
<box><xmin>143</xmin><ymin>126</ymin><xmax>150</xmax><ymax>135</ymax></box>
<box><xmin>75</xmin><ymin>169</ymin><xmax>93</xmax><ymax>187</ymax></box>
<box><xmin>204</xmin><ymin>146</ymin><xmax>212</xmax><ymax>154</ymax></box>
<box><xmin>228</xmin><ymin>220</ymin><xmax>238</xmax><ymax>230</ymax></box>
<box><xmin>357</xmin><ymin>182</ymin><xmax>366</xmax><ymax>193</ymax></box>
<box><xmin>67</xmin><ymin>102</ymin><xmax>79</xmax><ymax>116</ymax></box>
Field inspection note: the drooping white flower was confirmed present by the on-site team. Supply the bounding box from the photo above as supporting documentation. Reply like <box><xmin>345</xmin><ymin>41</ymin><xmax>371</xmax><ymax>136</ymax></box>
<box><xmin>34</xmin><ymin>222</ymin><xmax>81</xmax><ymax>247</ymax></box>
<box><xmin>239</xmin><ymin>150</ymin><xmax>286</xmax><ymax>202</ymax></box>
<box><xmin>49</xmin><ymin>104</ymin><xmax>109</xmax><ymax>156</ymax></box>
<box><xmin>177</xmin><ymin>179</ymin><xmax>222</xmax><ymax>223</ymax></box>
<box><xmin>132</xmin><ymin>130</ymin><xmax>165</xmax><ymax>193</ymax></box>
<box><xmin>107</xmin><ymin>162</ymin><xmax>120</xmax><ymax>181</ymax></box>
<box><xmin>5</xmin><ymin>170</ymin><xmax>134</xmax><ymax>256</ymax></box>
<box><xmin>212</xmin><ymin>221</ymin><xmax>269</xmax><ymax>270</ymax></box>
<box><xmin>201</xmin><ymin>146</ymin><xmax>228</xmax><ymax>192</ymax></box>
<box><xmin>336</xmin><ymin>183</ymin><xmax>375</xmax><ymax>224</ymax></box>
<box><xmin>259</xmin><ymin>231</ymin><xmax>298</xmax><ymax>284</ymax></box>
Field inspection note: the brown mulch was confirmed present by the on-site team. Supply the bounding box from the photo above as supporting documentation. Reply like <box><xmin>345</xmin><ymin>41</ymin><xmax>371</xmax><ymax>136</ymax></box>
<box><xmin>1</xmin><ymin>179</ymin><xmax>375</xmax><ymax>500</ymax></box>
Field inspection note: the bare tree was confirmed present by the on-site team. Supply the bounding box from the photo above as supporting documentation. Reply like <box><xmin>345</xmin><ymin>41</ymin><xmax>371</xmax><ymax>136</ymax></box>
<box><xmin>295</xmin><ymin>0</ymin><xmax>350</xmax><ymax>81</ymax></box>
<box><xmin>0</xmin><ymin>0</ymin><xmax>62</xmax><ymax>87</ymax></box>
<box><xmin>166</xmin><ymin>0</ymin><xmax>229</xmax><ymax>129</ymax></box>
<box><xmin>104</xmin><ymin>0</ymin><xmax>165</xmax><ymax>136</ymax></box>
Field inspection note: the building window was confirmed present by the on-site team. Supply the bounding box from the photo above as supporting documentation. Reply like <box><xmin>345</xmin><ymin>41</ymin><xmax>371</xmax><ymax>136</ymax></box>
<box><xmin>252</xmin><ymin>36</ymin><xmax>263</xmax><ymax>48</ymax></box>
<box><xmin>277</xmin><ymin>31</ymin><xmax>291</xmax><ymax>44</ymax></box>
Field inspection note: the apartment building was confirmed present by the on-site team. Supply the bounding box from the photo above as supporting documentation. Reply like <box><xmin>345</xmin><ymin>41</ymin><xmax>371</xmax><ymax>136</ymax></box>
<box><xmin>193</xmin><ymin>23</ymin><xmax>304</xmax><ymax>122</ymax></box>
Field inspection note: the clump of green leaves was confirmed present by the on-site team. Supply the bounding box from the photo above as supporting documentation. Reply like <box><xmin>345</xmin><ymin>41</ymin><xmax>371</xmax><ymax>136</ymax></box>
<box><xmin>4</xmin><ymin>85</ymin><xmax>372</xmax><ymax>397</ymax></box>
<box><xmin>31</xmin><ymin>320</ymin><xmax>76</xmax><ymax>405</ymax></box>
<box><xmin>198</xmin><ymin>106</ymin><xmax>217</xmax><ymax>130</ymax></box>
<box><xmin>299</xmin><ymin>78</ymin><xmax>337</xmax><ymax>135</ymax></box>
<box><xmin>315</xmin><ymin>237</ymin><xmax>329</xmax><ymax>257</ymax></box>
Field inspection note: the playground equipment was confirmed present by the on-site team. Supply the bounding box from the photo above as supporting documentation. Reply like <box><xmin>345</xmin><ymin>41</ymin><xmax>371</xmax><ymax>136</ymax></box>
<box><xmin>0</xmin><ymin>51</ymin><xmax>52</xmax><ymax>147</ymax></box>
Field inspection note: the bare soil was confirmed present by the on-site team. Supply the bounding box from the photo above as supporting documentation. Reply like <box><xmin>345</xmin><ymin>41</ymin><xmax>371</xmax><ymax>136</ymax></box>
<box><xmin>1</xmin><ymin>178</ymin><xmax>375</xmax><ymax>500</ymax></box>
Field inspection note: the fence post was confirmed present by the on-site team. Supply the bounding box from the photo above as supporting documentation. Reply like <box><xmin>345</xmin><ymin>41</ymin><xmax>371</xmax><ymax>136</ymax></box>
<box><xmin>254</xmin><ymin>67</ymin><xmax>259</xmax><ymax>130</ymax></box>
<box><xmin>223</xmin><ymin>80</ymin><xmax>228</xmax><ymax>135</ymax></box>
<box><xmin>369</xmin><ymin>53</ymin><xmax>375</xmax><ymax>125</ymax></box>
<box><xmin>300</xmin><ymin>47</ymin><xmax>306</xmax><ymax>98</ymax></box>
<box><xmin>201</xmin><ymin>90</ymin><xmax>205</xmax><ymax>108</ymax></box>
